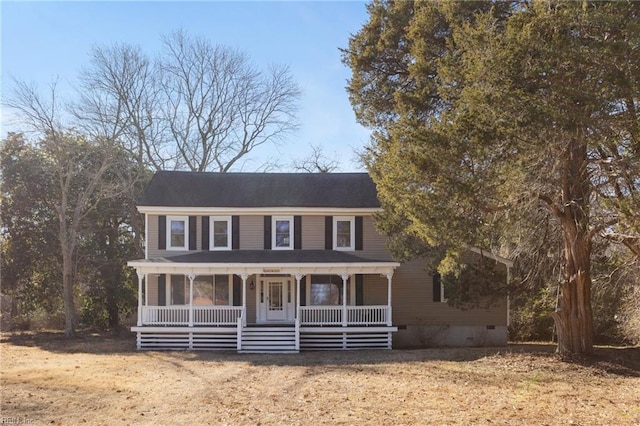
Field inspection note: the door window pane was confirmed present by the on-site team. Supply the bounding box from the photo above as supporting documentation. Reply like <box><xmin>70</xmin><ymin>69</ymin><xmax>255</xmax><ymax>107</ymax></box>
<box><xmin>269</xmin><ymin>282</ymin><xmax>283</xmax><ymax>310</ymax></box>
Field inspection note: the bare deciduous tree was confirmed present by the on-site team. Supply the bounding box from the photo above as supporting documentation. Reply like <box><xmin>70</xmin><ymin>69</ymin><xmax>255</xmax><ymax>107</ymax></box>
<box><xmin>77</xmin><ymin>30</ymin><xmax>301</xmax><ymax>172</ymax></box>
<box><xmin>292</xmin><ymin>144</ymin><xmax>340</xmax><ymax>173</ymax></box>
<box><xmin>75</xmin><ymin>43</ymin><xmax>169</xmax><ymax>171</ymax></box>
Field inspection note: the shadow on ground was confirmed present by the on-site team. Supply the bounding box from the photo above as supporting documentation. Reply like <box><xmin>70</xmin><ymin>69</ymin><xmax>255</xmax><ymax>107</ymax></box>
<box><xmin>2</xmin><ymin>331</ymin><xmax>638</xmax><ymax>376</ymax></box>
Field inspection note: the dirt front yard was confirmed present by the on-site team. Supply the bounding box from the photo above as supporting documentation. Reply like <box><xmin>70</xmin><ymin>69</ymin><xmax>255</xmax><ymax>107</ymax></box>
<box><xmin>1</xmin><ymin>332</ymin><xmax>639</xmax><ymax>425</ymax></box>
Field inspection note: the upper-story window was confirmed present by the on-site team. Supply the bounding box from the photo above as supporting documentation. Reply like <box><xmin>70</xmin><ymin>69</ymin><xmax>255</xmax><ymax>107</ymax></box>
<box><xmin>273</xmin><ymin>216</ymin><xmax>294</xmax><ymax>250</ymax></box>
<box><xmin>333</xmin><ymin>216</ymin><xmax>355</xmax><ymax>251</ymax></box>
<box><xmin>210</xmin><ymin>216</ymin><xmax>231</xmax><ymax>250</ymax></box>
<box><xmin>167</xmin><ymin>216</ymin><xmax>188</xmax><ymax>250</ymax></box>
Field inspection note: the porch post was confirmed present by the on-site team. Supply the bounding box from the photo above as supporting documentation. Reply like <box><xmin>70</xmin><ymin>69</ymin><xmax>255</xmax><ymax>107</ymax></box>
<box><xmin>136</xmin><ymin>269</ymin><xmax>143</xmax><ymax>326</ymax></box>
<box><xmin>188</xmin><ymin>273</ymin><xmax>195</xmax><ymax>327</ymax></box>
<box><xmin>341</xmin><ymin>273</ymin><xmax>349</xmax><ymax>327</ymax></box>
<box><xmin>144</xmin><ymin>274</ymin><xmax>148</xmax><ymax>307</ymax></box>
<box><xmin>241</xmin><ymin>274</ymin><xmax>248</xmax><ymax>327</ymax></box>
<box><xmin>386</xmin><ymin>272</ymin><xmax>393</xmax><ymax>326</ymax></box>
<box><xmin>295</xmin><ymin>274</ymin><xmax>303</xmax><ymax>322</ymax></box>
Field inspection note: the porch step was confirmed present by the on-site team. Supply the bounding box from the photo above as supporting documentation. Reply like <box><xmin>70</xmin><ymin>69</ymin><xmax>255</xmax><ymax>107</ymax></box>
<box><xmin>239</xmin><ymin>326</ymin><xmax>298</xmax><ymax>353</ymax></box>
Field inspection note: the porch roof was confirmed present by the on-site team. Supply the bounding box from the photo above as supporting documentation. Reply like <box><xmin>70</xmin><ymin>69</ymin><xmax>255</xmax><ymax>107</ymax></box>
<box><xmin>128</xmin><ymin>250</ymin><xmax>400</xmax><ymax>276</ymax></box>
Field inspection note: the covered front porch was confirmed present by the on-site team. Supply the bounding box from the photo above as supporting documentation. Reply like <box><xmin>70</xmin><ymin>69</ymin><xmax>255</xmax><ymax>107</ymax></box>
<box><xmin>128</xmin><ymin>250</ymin><xmax>399</xmax><ymax>352</ymax></box>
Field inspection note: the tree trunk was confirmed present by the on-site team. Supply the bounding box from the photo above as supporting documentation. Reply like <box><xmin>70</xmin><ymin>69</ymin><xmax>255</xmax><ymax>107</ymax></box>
<box><xmin>551</xmin><ymin>134</ymin><xmax>594</xmax><ymax>356</ymax></box>
<box><xmin>62</xmin><ymin>245</ymin><xmax>77</xmax><ymax>337</ymax></box>
<box><xmin>551</xmin><ymin>230</ymin><xmax>594</xmax><ymax>355</ymax></box>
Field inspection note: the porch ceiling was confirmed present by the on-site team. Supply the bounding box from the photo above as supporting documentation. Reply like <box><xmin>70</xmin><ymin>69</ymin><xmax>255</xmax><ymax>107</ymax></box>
<box><xmin>128</xmin><ymin>250</ymin><xmax>400</xmax><ymax>276</ymax></box>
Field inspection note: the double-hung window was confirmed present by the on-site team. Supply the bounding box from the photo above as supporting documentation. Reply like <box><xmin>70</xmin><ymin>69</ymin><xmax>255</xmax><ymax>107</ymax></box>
<box><xmin>192</xmin><ymin>275</ymin><xmax>231</xmax><ymax>305</ymax></box>
<box><xmin>167</xmin><ymin>216</ymin><xmax>188</xmax><ymax>250</ymax></box>
<box><xmin>210</xmin><ymin>216</ymin><xmax>232</xmax><ymax>250</ymax></box>
<box><xmin>309</xmin><ymin>275</ymin><xmax>351</xmax><ymax>305</ymax></box>
<box><xmin>272</xmin><ymin>216</ymin><xmax>293</xmax><ymax>250</ymax></box>
<box><xmin>333</xmin><ymin>216</ymin><xmax>355</xmax><ymax>251</ymax></box>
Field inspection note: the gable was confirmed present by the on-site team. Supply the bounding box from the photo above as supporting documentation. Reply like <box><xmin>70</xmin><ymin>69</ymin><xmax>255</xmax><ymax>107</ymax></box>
<box><xmin>138</xmin><ymin>171</ymin><xmax>380</xmax><ymax>208</ymax></box>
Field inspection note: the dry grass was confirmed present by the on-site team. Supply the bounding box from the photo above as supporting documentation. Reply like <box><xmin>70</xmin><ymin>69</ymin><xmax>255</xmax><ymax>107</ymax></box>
<box><xmin>1</xmin><ymin>332</ymin><xmax>639</xmax><ymax>425</ymax></box>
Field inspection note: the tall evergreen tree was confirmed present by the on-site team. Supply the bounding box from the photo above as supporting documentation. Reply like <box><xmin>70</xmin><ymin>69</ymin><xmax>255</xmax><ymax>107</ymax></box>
<box><xmin>343</xmin><ymin>1</ymin><xmax>640</xmax><ymax>355</ymax></box>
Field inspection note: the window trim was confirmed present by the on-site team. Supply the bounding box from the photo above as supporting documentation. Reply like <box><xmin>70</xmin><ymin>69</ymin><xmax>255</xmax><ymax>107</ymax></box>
<box><xmin>333</xmin><ymin>216</ymin><xmax>355</xmax><ymax>251</ymax></box>
<box><xmin>209</xmin><ymin>216</ymin><xmax>232</xmax><ymax>251</ymax></box>
<box><xmin>272</xmin><ymin>216</ymin><xmax>294</xmax><ymax>250</ymax></box>
<box><xmin>433</xmin><ymin>272</ymin><xmax>448</xmax><ymax>303</ymax></box>
<box><xmin>440</xmin><ymin>279</ymin><xmax>448</xmax><ymax>303</ymax></box>
<box><xmin>166</xmin><ymin>215</ymin><xmax>189</xmax><ymax>251</ymax></box>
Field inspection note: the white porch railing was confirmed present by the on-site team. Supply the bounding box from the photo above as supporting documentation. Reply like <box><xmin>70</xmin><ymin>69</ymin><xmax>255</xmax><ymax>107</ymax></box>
<box><xmin>142</xmin><ymin>306</ymin><xmax>242</xmax><ymax>326</ymax></box>
<box><xmin>143</xmin><ymin>306</ymin><xmax>189</xmax><ymax>325</ymax></box>
<box><xmin>300</xmin><ymin>306</ymin><xmax>342</xmax><ymax>325</ymax></box>
<box><xmin>347</xmin><ymin>305</ymin><xmax>389</xmax><ymax>325</ymax></box>
<box><xmin>141</xmin><ymin>305</ymin><xmax>388</xmax><ymax>326</ymax></box>
<box><xmin>194</xmin><ymin>306</ymin><xmax>243</xmax><ymax>325</ymax></box>
<box><xmin>300</xmin><ymin>306</ymin><xmax>389</xmax><ymax>326</ymax></box>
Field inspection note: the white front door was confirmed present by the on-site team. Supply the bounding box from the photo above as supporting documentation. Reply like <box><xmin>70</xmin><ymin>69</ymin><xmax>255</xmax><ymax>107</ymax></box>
<box><xmin>258</xmin><ymin>277</ymin><xmax>295</xmax><ymax>323</ymax></box>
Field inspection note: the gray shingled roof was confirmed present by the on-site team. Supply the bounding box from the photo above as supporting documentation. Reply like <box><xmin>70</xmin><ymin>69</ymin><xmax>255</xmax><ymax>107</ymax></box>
<box><xmin>138</xmin><ymin>171</ymin><xmax>380</xmax><ymax>208</ymax></box>
<box><xmin>143</xmin><ymin>250</ymin><xmax>391</xmax><ymax>264</ymax></box>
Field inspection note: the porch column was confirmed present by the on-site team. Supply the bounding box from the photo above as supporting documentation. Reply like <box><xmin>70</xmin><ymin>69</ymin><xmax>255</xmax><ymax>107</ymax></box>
<box><xmin>188</xmin><ymin>273</ymin><xmax>195</xmax><ymax>327</ymax></box>
<box><xmin>144</xmin><ymin>274</ymin><xmax>149</xmax><ymax>307</ymax></box>
<box><xmin>386</xmin><ymin>272</ymin><xmax>393</xmax><ymax>326</ymax></box>
<box><xmin>241</xmin><ymin>274</ymin><xmax>248</xmax><ymax>327</ymax></box>
<box><xmin>341</xmin><ymin>273</ymin><xmax>349</xmax><ymax>327</ymax></box>
<box><xmin>295</xmin><ymin>274</ymin><xmax>303</xmax><ymax>322</ymax></box>
<box><xmin>136</xmin><ymin>269</ymin><xmax>144</xmax><ymax>326</ymax></box>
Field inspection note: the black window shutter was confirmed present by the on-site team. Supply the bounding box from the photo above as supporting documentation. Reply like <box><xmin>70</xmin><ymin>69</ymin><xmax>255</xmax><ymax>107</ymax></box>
<box><xmin>158</xmin><ymin>274</ymin><xmax>166</xmax><ymax>306</ymax></box>
<box><xmin>299</xmin><ymin>279</ymin><xmax>306</xmax><ymax>306</ymax></box>
<box><xmin>294</xmin><ymin>216</ymin><xmax>302</xmax><ymax>249</ymax></box>
<box><xmin>355</xmin><ymin>274</ymin><xmax>364</xmax><ymax>306</ymax></box>
<box><xmin>264</xmin><ymin>216</ymin><xmax>272</xmax><ymax>249</ymax></box>
<box><xmin>325</xmin><ymin>216</ymin><xmax>333</xmax><ymax>250</ymax></box>
<box><xmin>432</xmin><ymin>273</ymin><xmax>441</xmax><ymax>302</ymax></box>
<box><xmin>189</xmin><ymin>216</ymin><xmax>197</xmax><ymax>250</ymax></box>
<box><xmin>158</xmin><ymin>215</ymin><xmax>166</xmax><ymax>250</ymax></box>
<box><xmin>201</xmin><ymin>216</ymin><xmax>210</xmax><ymax>250</ymax></box>
<box><xmin>232</xmin><ymin>216</ymin><xmax>240</xmax><ymax>250</ymax></box>
<box><xmin>355</xmin><ymin>216</ymin><xmax>363</xmax><ymax>250</ymax></box>
<box><xmin>233</xmin><ymin>275</ymin><xmax>242</xmax><ymax>306</ymax></box>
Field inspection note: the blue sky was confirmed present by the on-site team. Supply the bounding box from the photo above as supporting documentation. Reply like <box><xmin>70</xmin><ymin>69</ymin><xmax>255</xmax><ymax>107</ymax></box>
<box><xmin>0</xmin><ymin>1</ymin><xmax>372</xmax><ymax>171</ymax></box>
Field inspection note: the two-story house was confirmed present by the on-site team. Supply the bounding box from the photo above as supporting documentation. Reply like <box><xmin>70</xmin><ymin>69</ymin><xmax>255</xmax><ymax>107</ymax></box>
<box><xmin>128</xmin><ymin>171</ymin><xmax>511</xmax><ymax>352</ymax></box>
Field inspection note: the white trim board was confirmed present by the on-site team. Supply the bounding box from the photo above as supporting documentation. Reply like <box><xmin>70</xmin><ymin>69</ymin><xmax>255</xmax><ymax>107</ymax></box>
<box><xmin>137</xmin><ymin>206</ymin><xmax>381</xmax><ymax>215</ymax></box>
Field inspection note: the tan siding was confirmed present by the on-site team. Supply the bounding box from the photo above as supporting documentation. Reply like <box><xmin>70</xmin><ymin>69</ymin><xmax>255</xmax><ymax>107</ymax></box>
<box><xmin>246</xmin><ymin>274</ymin><xmax>257</xmax><ymax>323</ymax></box>
<box><xmin>146</xmin><ymin>274</ymin><xmax>159</xmax><ymax>305</ymax></box>
<box><xmin>240</xmin><ymin>216</ymin><xmax>263</xmax><ymax>250</ymax></box>
<box><xmin>363</xmin><ymin>274</ymin><xmax>388</xmax><ymax>305</ymax></box>
<box><xmin>301</xmin><ymin>216</ymin><xmax>325</xmax><ymax>250</ymax></box>
<box><xmin>360</xmin><ymin>215</ymin><xmax>392</xmax><ymax>260</ymax></box>
<box><xmin>391</xmin><ymin>258</ymin><xmax>508</xmax><ymax>327</ymax></box>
